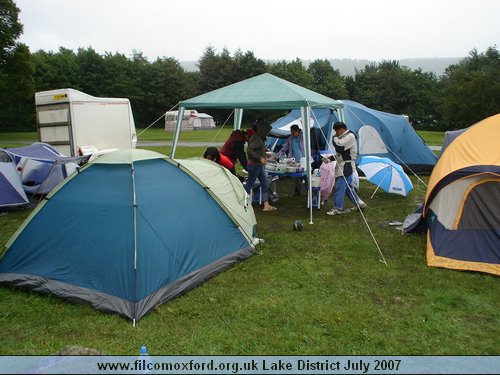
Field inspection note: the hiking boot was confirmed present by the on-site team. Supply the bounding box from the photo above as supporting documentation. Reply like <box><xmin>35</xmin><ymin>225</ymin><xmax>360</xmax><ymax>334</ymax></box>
<box><xmin>326</xmin><ymin>208</ymin><xmax>344</xmax><ymax>216</ymax></box>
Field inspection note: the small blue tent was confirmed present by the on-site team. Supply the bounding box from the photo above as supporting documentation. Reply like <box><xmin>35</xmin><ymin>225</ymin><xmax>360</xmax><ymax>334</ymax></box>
<box><xmin>0</xmin><ymin>149</ymin><xmax>257</xmax><ymax>323</ymax></box>
<box><xmin>267</xmin><ymin>100</ymin><xmax>437</xmax><ymax>173</ymax></box>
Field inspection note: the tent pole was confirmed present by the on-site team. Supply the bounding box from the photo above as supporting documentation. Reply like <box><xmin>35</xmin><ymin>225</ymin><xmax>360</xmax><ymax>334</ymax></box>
<box><xmin>131</xmin><ymin>162</ymin><xmax>138</xmax><ymax>326</ymax></box>
<box><xmin>301</xmin><ymin>105</ymin><xmax>313</xmax><ymax>224</ymax></box>
<box><xmin>234</xmin><ymin>108</ymin><xmax>243</xmax><ymax>130</ymax></box>
<box><xmin>170</xmin><ymin>107</ymin><xmax>185</xmax><ymax>158</ymax></box>
<box><xmin>338</xmin><ymin>103</ymin><xmax>346</xmax><ymax>123</ymax></box>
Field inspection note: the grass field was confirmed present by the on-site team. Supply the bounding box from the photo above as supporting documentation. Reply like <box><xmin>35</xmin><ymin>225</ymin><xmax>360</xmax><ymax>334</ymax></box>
<box><xmin>0</xmin><ymin>127</ymin><xmax>446</xmax><ymax>146</ymax></box>
<box><xmin>0</xmin><ymin>130</ymin><xmax>498</xmax><ymax>356</ymax></box>
<box><xmin>0</xmin><ymin>127</ymin><xmax>234</xmax><ymax>145</ymax></box>
<box><xmin>417</xmin><ymin>131</ymin><xmax>445</xmax><ymax>146</ymax></box>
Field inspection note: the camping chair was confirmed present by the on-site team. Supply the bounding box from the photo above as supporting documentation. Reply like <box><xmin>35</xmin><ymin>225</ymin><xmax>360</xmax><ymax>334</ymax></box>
<box><xmin>245</xmin><ymin>175</ymin><xmax>279</xmax><ymax>204</ymax></box>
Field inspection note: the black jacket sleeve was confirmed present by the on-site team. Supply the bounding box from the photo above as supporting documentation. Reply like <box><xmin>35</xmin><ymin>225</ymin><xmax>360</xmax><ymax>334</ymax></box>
<box><xmin>234</xmin><ymin>141</ymin><xmax>248</xmax><ymax>170</ymax></box>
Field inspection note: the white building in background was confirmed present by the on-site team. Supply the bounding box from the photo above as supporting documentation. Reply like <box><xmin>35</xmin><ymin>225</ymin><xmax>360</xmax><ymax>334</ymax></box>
<box><xmin>165</xmin><ymin>110</ymin><xmax>215</xmax><ymax>131</ymax></box>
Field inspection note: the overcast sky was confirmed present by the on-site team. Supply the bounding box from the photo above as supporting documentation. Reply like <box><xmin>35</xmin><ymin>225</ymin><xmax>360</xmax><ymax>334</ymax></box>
<box><xmin>15</xmin><ymin>0</ymin><xmax>500</xmax><ymax>62</ymax></box>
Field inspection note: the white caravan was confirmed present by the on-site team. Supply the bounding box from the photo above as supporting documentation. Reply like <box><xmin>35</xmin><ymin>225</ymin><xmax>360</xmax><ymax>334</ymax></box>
<box><xmin>35</xmin><ymin>89</ymin><xmax>137</xmax><ymax>157</ymax></box>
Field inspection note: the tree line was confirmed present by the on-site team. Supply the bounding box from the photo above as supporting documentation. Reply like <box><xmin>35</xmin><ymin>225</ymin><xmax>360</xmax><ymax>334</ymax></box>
<box><xmin>1</xmin><ymin>0</ymin><xmax>499</xmax><ymax>132</ymax></box>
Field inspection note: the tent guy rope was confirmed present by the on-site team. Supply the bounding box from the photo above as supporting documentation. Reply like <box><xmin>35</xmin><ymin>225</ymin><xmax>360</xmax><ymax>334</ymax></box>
<box><xmin>198</xmin><ymin>109</ymin><xmax>235</xmax><ymax>158</ymax></box>
<box><xmin>137</xmin><ymin>103</ymin><xmax>179</xmax><ymax>138</ymax></box>
<box><xmin>310</xmin><ymin>109</ymin><xmax>388</xmax><ymax>266</ymax></box>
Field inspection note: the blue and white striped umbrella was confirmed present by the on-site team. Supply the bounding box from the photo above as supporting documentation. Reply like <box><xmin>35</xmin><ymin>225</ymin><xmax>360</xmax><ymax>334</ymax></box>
<box><xmin>358</xmin><ymin>156</ymin><xmax>413</xmax><ymax>197</ymax></box>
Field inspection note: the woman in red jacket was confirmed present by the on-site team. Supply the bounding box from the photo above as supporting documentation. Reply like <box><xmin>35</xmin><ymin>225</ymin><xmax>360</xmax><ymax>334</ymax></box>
<box><xmin>219</xmin><ymin>128</ymin><xmax>255</xmax><ymax>173</ymax></box>
<box><xmin>203</xmin><ymin>147</ymin><xmax>235</xmax><ymax>171</ymax></box>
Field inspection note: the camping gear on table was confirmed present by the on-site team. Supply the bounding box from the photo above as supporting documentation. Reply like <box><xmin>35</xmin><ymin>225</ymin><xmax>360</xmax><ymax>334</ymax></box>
<box><xmin>0</xmin><ymin>149</ymin><xmax>257</xmax><ymax>323</ymax></box>
<box><xmin>265</xmin><ymin>160</ymin><xmax>302</xmax><ymax>175</ymax></box>
<box><xmin>423</xmin><ymin>114</ymin><xmax>500</xmax><ymax>276</ymax></box>
<box><xmin>264</xmin><ymin>161</ymin><xmax>278</xmax><ymax>172</ymax></box>
<box><xmin>358</xmin><ymin>156</ymin><xmax>413</xmax><ymax>198</ymax></box>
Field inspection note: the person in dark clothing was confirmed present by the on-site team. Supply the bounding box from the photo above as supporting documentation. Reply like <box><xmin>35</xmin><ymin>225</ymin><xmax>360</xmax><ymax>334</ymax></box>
<box><xmin>220</xmin><ymin>128</ymin><xmax>254</xmax><ymax>173</ymax></box>
<box><xmin>245</xmin><ymin>121</ymin><xmax>277</xmax><ymax>211</ymax></box>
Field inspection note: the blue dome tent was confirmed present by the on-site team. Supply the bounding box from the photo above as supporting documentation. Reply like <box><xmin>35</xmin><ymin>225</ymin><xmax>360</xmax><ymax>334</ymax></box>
<box><xmin>267</xmin><ymin>100</ymin><xmax>437</xmax><ymax>173</ymax></box>
<box><xmin>0</xmin><ymin>149</ymin><xmax>257</xmax><ymax>324</ymax></box>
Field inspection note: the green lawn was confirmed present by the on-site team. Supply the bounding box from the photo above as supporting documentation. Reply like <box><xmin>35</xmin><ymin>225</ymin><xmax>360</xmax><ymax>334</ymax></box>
<box><xmin>0</xmin><ymin>127</ymin><xmax>233</xmax><ymax>144</ymax></box>
<box><xmin>417</xmin><ymin>130</ymin><xmax>446</xmax><ymax>146</ymax></box>
<box><xmin>0</xmin><ymin>132</ymin><xmax>498</xmax><ymax>356</ymax></box>
<box><xmin>0</xmin><ymin>128</ymin><xmax>443</xmax><ymax>146</ymax></box>
<box><xmin>0</xmin><ymin>132</ymin><xmax>39</xmax><ymax>142</ymax></box>
<box><xmin>137</xmin><ymin>127</ymin><xmax>234</xmax><ymax>142</ymax></box>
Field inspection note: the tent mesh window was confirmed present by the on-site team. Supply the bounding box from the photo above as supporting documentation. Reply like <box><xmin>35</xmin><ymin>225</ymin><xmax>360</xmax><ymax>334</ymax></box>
<box><xmin>459</xmin><ymin>180</ymin><xmax>500</xmax><ymax>230</ymax></box>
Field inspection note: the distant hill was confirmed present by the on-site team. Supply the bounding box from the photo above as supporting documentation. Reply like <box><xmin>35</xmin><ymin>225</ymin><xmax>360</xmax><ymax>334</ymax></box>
<box><xmin>180</xmin><ymin>61</ymin><xmax>199</xmax><ymax>72</ymax></box>
<box><xmin>180</xmin><ymin>57</ymin><xmax>463</xmax><ymax>77</ymax></box>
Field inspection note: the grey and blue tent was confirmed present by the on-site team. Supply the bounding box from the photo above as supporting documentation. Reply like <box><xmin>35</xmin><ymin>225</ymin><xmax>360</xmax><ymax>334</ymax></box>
<box><xmin>3</xmin><ymin>142</ymin><xmax>83</xmax><ymax>195</ymax></box>
<box><xmin>0</xmin><ymin>149</ymin><xmax>257</xmax><ymax>323</ymax></box>
<box><xmin>267</xmin><ymin>100</ymin><xmax>437</xmax><ymax>173</ymax></box>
